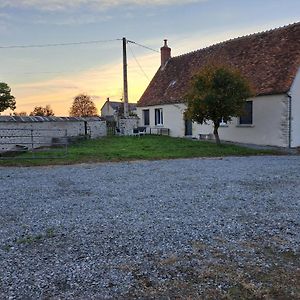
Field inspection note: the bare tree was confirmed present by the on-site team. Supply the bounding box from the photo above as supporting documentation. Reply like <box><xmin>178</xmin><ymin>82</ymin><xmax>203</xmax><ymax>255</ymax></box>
<box><xmin>69</xmin><ymin>94</ymin><xmax>98</xmax><ymax>117</ymax></box>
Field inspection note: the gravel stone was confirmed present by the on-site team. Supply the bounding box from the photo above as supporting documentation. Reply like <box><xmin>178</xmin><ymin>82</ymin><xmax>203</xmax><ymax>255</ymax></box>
<box><xmin>0</xmin><ymin>156</ymin><xmax>299</xmax><ymax>299</ymax></box>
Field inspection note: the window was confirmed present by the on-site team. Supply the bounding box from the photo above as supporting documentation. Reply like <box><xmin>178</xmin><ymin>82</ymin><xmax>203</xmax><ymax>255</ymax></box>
<box><xmin>239</xmin><ymin>101</ymin><xmax>253</xmax><ymax>125</ymax></box>
<box><xmin>155</xmin><ymin>108</ymin><xmax>163</xmax><ymax>125</ymax></box>
<box><xmin>143</xmin><ymin>109</ymin><xmax>150</xmax><ymax>126</ymax></box>
<box><xmin>220</xmin><ymin>118</ymin><xmax>228</xmax><ymax>127</ymax></box>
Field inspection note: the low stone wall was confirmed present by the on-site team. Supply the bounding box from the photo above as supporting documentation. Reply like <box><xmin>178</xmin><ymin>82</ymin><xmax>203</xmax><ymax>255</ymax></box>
<box><xmin>0</xmin><ymin>116</ymin><xmax>107</xmax><ymax>153</ymax></box>
<box><xmin>119</xmin><ymin>117</ymin><xmax>139</xmax><ymax>135</ymax></box>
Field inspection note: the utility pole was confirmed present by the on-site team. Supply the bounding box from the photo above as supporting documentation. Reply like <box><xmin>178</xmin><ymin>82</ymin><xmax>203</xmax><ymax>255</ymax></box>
<box><xmin>122</xmin><ymin>37</ymin><xmax>129</xmax><ymax>118</ymax></box>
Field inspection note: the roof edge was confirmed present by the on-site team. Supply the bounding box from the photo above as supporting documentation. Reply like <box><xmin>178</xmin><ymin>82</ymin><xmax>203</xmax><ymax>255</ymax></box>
<box><xmin>173</xmin><ymin>22</ymin><xmax>300</xmax><ymax>60</ymax></box>
<box><xmin>137</xmin><ymin>92</ymin><xmax>289</xmax><ymax>107</ymax></box>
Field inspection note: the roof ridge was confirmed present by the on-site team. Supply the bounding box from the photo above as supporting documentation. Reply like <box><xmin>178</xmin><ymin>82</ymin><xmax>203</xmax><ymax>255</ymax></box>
<box><xmin>109</xmin><ymin>101</ymin><xmax>137</xmax><ymax>105</ymax></box>
<box><xmin>138</xmin><ymin>21</ymin><xmax>300</xmax><ymax>107</ymax></box>
<box><xmin>173</xmin><ymin>21</ymin><xmax>300</xmax><ymax>59</ymax></box>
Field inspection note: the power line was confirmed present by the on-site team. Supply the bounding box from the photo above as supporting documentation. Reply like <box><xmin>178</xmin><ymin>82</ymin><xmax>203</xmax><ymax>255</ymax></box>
<box><xmin>1</xmin><ymin>68</ymin><xmax>152</xmax><ymax>77</ymax></box>
<box><xmin>128</xmin><ymin>43</ymin><xmax>150</xmax><ymax>80</ymax></box>
<box><xmin>0</xmin><ymin>39</ymin><xmax>120</xmax><ymax>49</ymax></box>
<box><xmin>127</xmin><ymin>40</ymin><xmax>159</xmax><ymax>53</ymax></box>
<box><xmin>0</xmin><ymin>38</ymin><xmax>160</xmax><ymax>52</ymax></box>
<box><xmin>0</xmin><ymin>37</ymin><xmax>158</xmax><ymax>79</ymax></box>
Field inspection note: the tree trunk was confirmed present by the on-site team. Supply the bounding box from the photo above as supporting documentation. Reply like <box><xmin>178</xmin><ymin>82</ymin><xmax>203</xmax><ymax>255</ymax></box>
<box><xmin>213</xmin><ymin>124</ymin><xmax>221</xmax><ymax>145</ymax></box>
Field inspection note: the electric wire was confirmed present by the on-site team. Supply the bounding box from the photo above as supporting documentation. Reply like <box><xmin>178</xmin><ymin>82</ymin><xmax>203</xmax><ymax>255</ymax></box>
<box><xmin>0</xmin><ymin>38</ymin><xmax>159</xmax><ymax>53</ymax></box>
<box><xmin>0</xmin><ymin>38</ymin><xmax>158</xmax><ymax>80</ymax></box>
<box><xmin>0</xmin><ymin>39</ymin><xmax>120</xmax><ymax>49</ymax></box>
<box><xmin>128</xmin><ymin>43</ymin><xmax>150</xmax><ymax>80</ymax></box>
<box><xmin>127</xmin><ymin>40</ymin><xmax>159</xmax><ymax>53</ymax></box>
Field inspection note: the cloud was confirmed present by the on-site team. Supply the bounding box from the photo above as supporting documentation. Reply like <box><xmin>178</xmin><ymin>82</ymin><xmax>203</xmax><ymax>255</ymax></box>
<box><xmin>0</xmin><ymin>12</ymin><xmax>12</xmax><ymax>19</ymax></box>
<box><xmin>0</xmin><ymin>0</ymin><xmax>203</xmax><ymax>11</ymax></box>
<box><xmin>0</xmin><ymin>12</ymin><xmax>13</xmax><ymax>33</ymax></box>
<box><xmin>33</xmin><ymin>14</ymin><xmax>113</xmax><ymax>25</ymax></box>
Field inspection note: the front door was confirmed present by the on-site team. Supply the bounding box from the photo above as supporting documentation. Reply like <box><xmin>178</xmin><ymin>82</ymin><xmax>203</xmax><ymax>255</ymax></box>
<box><xmin>185</xmin><ymin>119</ymin><xmax>193</xmax><ymax>136</ymax></box>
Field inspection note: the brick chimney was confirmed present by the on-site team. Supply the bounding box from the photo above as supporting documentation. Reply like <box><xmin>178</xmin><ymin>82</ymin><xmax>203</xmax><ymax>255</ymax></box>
<box><xmin>161</xmin><ymin>39</ymin><xmax>171</xmax><ymax>69</ymax></box>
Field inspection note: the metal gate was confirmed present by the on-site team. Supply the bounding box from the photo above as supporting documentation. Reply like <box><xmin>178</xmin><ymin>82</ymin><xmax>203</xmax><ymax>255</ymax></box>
<box><xmin>0</xmin><ymin>128</ymin><xmax>68</xmax><ymax>160</ymax></box>
<box><xmin>106</xmin><ymin>120</ymin><xmax>117</xmax><ymax>136</ymax></box>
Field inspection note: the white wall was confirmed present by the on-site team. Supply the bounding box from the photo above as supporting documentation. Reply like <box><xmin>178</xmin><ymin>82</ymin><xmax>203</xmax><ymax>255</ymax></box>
<box><xmin>213</xmin><ymin>94</ymin><xmax>289</xmax><ymax>147</ymax></box>
<box><xmin>101</xmin><ymin>102</ymin><xmax>115</xmax><ymax>117</ymax></box>
<box><xmin>0</xmin><ymin>119</ymin><xmax>107</xmax><ymax>152</ymax></box>
<box><xmin>137</xmin><ymin>94</ymin><xmax>289</xmax><ymax>147</ymax></box>
<box><xmin>137</xmin><ymin>103</ymin><xmax>186</xmax><ymax>137</ymax></box>
<box><xmin>290</xmin><ymin>68</ymin><xmax>300</xmax><ymax>147</ymax></box>
<box><xmin>88</xmin><ymin>120</ymin><xmax>107</xmax><ymax>138</ymax></box>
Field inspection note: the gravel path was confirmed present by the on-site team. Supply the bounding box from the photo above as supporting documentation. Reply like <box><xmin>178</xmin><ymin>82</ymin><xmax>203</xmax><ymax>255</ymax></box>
<box><xmin>0</xmin><ymin>156</ymin><xmax>300</xmax><ymax>299</ymax></box>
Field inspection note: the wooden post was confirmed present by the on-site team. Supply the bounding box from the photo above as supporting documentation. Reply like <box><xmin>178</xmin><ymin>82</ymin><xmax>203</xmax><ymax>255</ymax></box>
<box><xmin>123</xmin><ymin>37</ymin><xmax>129</xmax><ymax>118</ymax></box>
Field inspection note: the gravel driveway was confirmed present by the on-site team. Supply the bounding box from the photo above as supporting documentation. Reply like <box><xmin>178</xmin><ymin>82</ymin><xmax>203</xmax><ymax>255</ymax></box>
<box><xmin>0</xmin><ymin>156</ymin><xmax>299</xmax><ymax>299</ymax></box>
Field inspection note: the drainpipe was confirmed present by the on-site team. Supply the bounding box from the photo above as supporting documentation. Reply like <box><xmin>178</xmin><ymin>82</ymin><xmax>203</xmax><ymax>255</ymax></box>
<box><xmin>287</xmin><ymin>92</ymin><xmax>292</xmax><ymax>148</ymax></box>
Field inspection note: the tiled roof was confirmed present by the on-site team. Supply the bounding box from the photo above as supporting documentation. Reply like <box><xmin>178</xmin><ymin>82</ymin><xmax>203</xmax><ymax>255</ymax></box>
<box><xmin>109</xmin><ymin>101</ymin><xmax>137</xmax><ymax>111</ymax></box>
<box><xmin>138</xmin><ymin>22</ymin><xmax>300</xmax><ymax>107</ymax></box>
<box><xmin>0</xmin><ymin>116</ymin><xmax>104</xmax><ymax>122</ymax></box>
<box><xmin>101</xmin><ymin>100</ymin><xmax>137</xmax><ymax>112</ymax></box>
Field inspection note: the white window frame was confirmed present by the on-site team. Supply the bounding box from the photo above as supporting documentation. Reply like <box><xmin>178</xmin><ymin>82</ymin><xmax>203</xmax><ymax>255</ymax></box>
<box><xmin>155</xmin><ymin>108</ymin><xmax>163</xmax><ymax>126</ymax></box>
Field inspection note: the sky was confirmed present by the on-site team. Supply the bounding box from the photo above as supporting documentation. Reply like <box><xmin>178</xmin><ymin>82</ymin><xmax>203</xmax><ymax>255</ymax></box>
<box><xmin>0</xmin><ymin>0</ymin><xmax>299</xmax><ymax>116</ymax></box>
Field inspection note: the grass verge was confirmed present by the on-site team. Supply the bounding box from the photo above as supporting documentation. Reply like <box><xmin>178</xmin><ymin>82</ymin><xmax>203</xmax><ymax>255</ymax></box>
<box><xmin>0</xmin><ymin>135</ymin><xmax>277</xmax><ymax>167</ymax></box>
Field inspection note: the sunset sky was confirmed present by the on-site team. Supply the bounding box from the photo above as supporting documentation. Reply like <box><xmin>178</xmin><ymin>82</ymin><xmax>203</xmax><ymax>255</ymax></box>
<box><xmin>0</xmin><ymin>0</ymin><xmax>299</xmax><ymax>116</ymax></box>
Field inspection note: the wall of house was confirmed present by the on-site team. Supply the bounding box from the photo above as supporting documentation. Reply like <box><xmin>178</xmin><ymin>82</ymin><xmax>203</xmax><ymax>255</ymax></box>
<box><xmin>101</xmin><ymin>103</ymin><xmax>114</xmax><ymax>117</ymax></box>
<box><xmin>137</xmin><ymin>103</ymin><xmax>186</xmax><ymax>137</ymax></box>
<box><xmin>0</xmin><ymin>118</ymin><xmax>107</xmax><ymax>152</ymax></box>
<box><xmin>137</xmin><ymin>94</ymin><xmax>289</xmax><ymax>147</ymax></box>
<box><xmin>209</xmin><ymin>94</ymin><xmax>289</xmax><ymax>147</ymax></box>
<box><xmin>290</xmin><ymin>68</ymin><xmax>300</xmax><ymax>147</ymax></box>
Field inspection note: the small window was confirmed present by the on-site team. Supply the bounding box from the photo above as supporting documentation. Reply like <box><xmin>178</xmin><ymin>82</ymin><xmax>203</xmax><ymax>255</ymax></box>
<box><xmin>143</xmin><ymin>109</ymin><xmax>150</xmax><ymax>126</ymax></box>
<box><xmin>155</xmin><ymin>108</ymin><xmax>163</xmax><ymax>126</ymax></box>
<box><xmin>239</xmin><ymin>101</ymin><xmax>253</xmax><ymax>125</ymax></box>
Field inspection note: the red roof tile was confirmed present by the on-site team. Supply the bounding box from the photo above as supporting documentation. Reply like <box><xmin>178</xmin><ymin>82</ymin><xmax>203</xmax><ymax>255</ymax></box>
<box><xmin>138</xmin><ymin>22</ymin><xmax>300</xmax><ymax>107</ymax></box>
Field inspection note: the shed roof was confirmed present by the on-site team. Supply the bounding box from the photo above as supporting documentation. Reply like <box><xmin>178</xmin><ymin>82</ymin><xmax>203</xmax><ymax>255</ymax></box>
<box><xmin>138</xmin><ymin>22</ymin><xmax>300</xmax><ymax>107</ymax></box>
<box><xmin>0</xmin><ymin>116</ymin><xmax>104</xmax><ymax>122</ymax></box>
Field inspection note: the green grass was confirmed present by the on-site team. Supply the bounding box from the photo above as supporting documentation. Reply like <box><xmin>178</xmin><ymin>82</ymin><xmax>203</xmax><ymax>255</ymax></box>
<box><xmin>0</xmin><ymin>135</ymin><xmax>276</xmax><ymax>167</ymax></box>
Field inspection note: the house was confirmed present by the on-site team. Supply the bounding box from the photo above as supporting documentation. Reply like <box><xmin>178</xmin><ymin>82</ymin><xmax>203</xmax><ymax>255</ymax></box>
<box><xmin>137</xmin><ymin>22</ymin><xmax>300</xmax><ymax>148</ymax></box>
<box><xmin>101</xmin><ymin>98</ymin><xmax>137</xmax><ymax>121</ymax></box>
